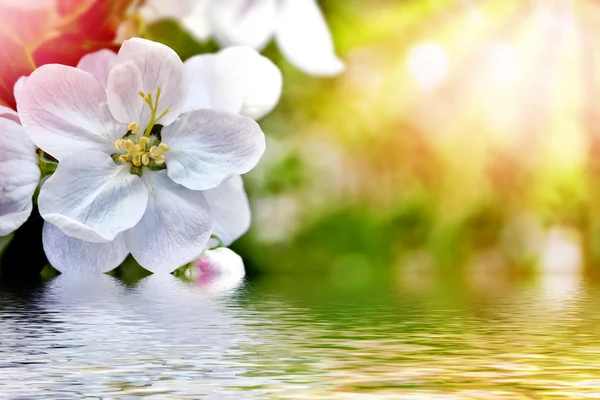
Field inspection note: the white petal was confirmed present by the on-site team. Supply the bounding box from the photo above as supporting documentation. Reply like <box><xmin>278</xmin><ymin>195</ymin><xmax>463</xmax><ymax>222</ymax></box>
<box><xmin>125</xmin><ymin>170</ymin><xmax>212</xmax><ymax>274</ymax></box>
<box><xmin>182</xmin><ymin>0</ymin><xmax>212</xmax><ymax>42</ymax></box>
<box><xmin>107</xmin><ymin>38</ymin><xmax>187</xmax><ymax>127</ymax></box>
<box><xmin>12</xmin><ymin>77</ymin><xmax>27</xmax><ymax>119</ymax></box>
<box><xmin>0</xmin><ymin>105</ymin><xmax>17</xmax><ymax>117</ymax></box>
<box><xmin>43</xmin><ymin>222</ymin><xmax>129</xmax><ymax>274</ymax></box>
<box><xmin>76</xmin><ymin>49</ymin><xmax>118</xmax><ymax>88</ymax></box>
<box><xmin>0</xmin><ymin>118</ymin><xmax>39</xmax><ymax>236</ymax></box>
<box><xmin>106</xmin><ymin>62</ymin><xmax>144</xmax><ymax>125</ymax></box>
<box><xmin>208</xmin><ymin>0</ymin><xmax>277</xmax><ymax>50</ymax></box>
<box><xmin>194</xmin><ymin>247</ymin><xmax>245</xmax><ymax>293</ymax></box>
<box><xmin>275</xmin><ymin>0</ymin><xmax>345</xmax><ymax>76</ymax></box>
<box><xmin>0</xmin><ymin>104</ymin><xmax>19</xmax><ymax>124</ymax></box>
<box><xmin>183</xmin><ymin>54</ymin><xmax>243</xmax><ymax>114</ymax></box>
<box><xmin>161</xmin><ymin>109</ymin><xmax>265</xmax><ymax>191</ymax></box>
<box><xmin>38</xmin><ymin>151</ymin><xmax>149</xmax><ymax>243</ymax></box>
<box><xmin>218</xmin><ymin>46</ymin><xmax>282</xmax><ymax>120</ymax></box>
<box><xmin>203</xmin><ymin>175</ymin><xmax>250</xmax><ymax>246</ymax></box>
<box><xmin>139</xmin><ymin>0</ymin><xmax>197</xmax><ymax>22</ymax></box>
<box><xmin>16</xmin><ymin>64</ymin><xmax>127</xmax><ymax>160</ymax></box>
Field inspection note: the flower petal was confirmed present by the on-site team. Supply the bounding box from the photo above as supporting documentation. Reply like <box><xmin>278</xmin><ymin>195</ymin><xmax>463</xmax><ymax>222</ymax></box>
<box><xmin>203</xmin><ymin>175</ymin><xmax>250</xmax><ymax>246</ymax></box>
<box><xmin>208</xmin><ymin>0</ymin><xmax>277</xmax><ymax>50</ymax></box>
<box><xmin>12</xmin><ymin>77</ymin><xmax>27</xmax><ymax>117</ymax></box>
<box><xmin>0</xmin><ymin>104</ymin><xmax>19</xmax><ymax>123</ymax></box>
<box><xmin>16</xmin><ymin>64</ymin><xmax>127</xmax><ymax>160</ymax></box>
<box><xmin>0</xmin><ymin>117</ymin><xmax>39</xmax><ymax>236</ymax></box>
<box><xmin>105</xmin><ymin>62</ymin><xmax>144</xmax><ymax>125</ymax></box>
<box><xmin>76</xmin><ymin>49</ymin><xmax>118</xmax><ymax>88</ymax></box>
<box><xmin>194</xmin><ymin>247</ymin><xmax>245</xmax><ymax>293</ymax></box>
<box><xmin>183</xmin><ymin>54</ymin><xmax>244</xmax><ymax>114</ymax></box>
<box><xmin>107</xmin><ymin>38</ymin><xmax>187</xmax><ymax>127</ymax></box>
<box><xmin>181</xmin><ymin>0</ymin><xmax>212</xmax><ymax>42</ymax></box>
<box><xmin>43</xmin><ymin>222</ymin><xmax>129</xmax><ymax>274</ymax></box>
<box><xmin>139</xmin><ymin>0</ymin><xmax>198</xmax><ymax>22</ymax></box>
<box><xmin>218</xmin><ymin>46</ymin><xmax>282</xmax><ymax>120</ymax></box>
<box><xmin>275</xmin><ymin>0</ymin><xmax>345</xmax><ymax>76</ymax></box>
<box><xmin>125</xmin><ymin>170</ymin><xmax>212</xmax><ymax>274</ymax></box>
<box><xmin>38</xmin><ymin>151</ymin><xmax>149</xmax><ymax>243</ymax></box>
<box><xmin>161</xmin><ymin>109</ymin><xmax>266</xmax><ymax>191</ymax></box>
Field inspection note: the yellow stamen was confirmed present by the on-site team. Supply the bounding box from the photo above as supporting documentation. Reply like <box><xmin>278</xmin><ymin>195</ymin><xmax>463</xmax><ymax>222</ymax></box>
<box><xmin>156</xmin><ymin>108</ymin><xmax>169</xmax><ymax>121</ymax></box>
<box><xmin>132</xmin><ymin>154</ymin><xmax>142</xmax><ymax>167</ymax></box>
<box><xmin>154</xmin><ymin>155</ymin><xmax>165</xmax><ymax>165</ymax></box>
<box><xmin>140</xmin><ymin>87</ymin><xmax>169</xmax><ymax>137</ymax></box>
<box><xmin>115</xmin><ymin>139</ymin><xmax>124</xmax><ymax>150</ymax></box>
<box><xmin>128</xmin><ymin>121</ymin><xmax>139</xmax><ymax>134</ymax></box>
<box><xmin>139</xmin><ymin>136</ymin><xmax>150</xmax><ymax>148</ymax></box>
<box><xmin>158</xmin><ymin>143</ymin><xmax>170</xmax><ymax>152</ymax></box>
<box><xmin>118</xmin><ymin>154</ymin><xmax>130</xmax><ymax>163</ymax></box>
<box><xmin>124</xmin><ymin>139</ymin><xmax>136</xmax><ymax>152</ymax></box>
<box><xmin>142</xmin><ymin>154</ymin><xmax>150</xmax><ymax>166</ymax></box>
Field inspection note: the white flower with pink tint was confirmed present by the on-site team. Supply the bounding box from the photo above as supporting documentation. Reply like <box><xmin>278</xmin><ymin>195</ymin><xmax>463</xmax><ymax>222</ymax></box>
<box><xmin>0</xmin><ymin>106</ymin><xmax>40</xmax><ymax>236</ymax></box>
<box><xmin>16</xmin><ymin>38</ymin><xmax>265</xmax><ymax>274</ymax></box>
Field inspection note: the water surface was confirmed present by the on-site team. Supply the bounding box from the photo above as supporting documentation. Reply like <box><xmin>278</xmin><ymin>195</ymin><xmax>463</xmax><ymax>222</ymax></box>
<box><xmin>1</xmin><ymin>272</ymin><xmax>599</xmax><ymax>399</ymax></box>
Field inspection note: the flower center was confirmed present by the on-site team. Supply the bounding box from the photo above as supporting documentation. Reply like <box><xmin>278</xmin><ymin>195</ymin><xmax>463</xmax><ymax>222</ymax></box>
<box><xmin>115</xmin><ymin>136</ymin><xmax>169</xmax><ymax>167</ymax></box>
<box><xmin>112</xmin><ymin>87</ymin><xmax>171</xmax><ymax>173</ymax></box>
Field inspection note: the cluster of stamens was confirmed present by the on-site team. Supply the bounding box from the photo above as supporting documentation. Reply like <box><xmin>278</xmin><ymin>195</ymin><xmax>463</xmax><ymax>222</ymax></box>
<box><xmin>115</xmin><ymin>133</ymin><xmax>170</xmax><ymax>167</ymax></box>
<box><xmin>113</xmin><ymin>87</ymin><xmax>171</xmax><ymax>169</ymax></box>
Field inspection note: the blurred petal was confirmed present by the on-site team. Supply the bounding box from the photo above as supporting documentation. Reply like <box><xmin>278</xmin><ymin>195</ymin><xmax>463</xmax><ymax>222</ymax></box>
<box><xmin>76</xmin><ymin>49</ymin><xmax>117</xmax><ymax>88</ymax></box>
<box><xmin>208</xmin><ymin>0</ymin><xmax>277</xmax><ymax>50</ymax></box>
<box><xmin>182</xmin><ymin>0</ymin><xmax>212</xmax><ymax>42</ymax></box>
<box><xmin>218</xmin><ymin>46</ymin><xmax>282</xmax><ymax>120</ymax></box>
<box><xmin>16</xmin><ymin>64</ymin><xmax>127</xmax><ymax>160</ymax></box>
<box><xmin>161</xmin><ymin>109</ymin><xmax>265</xmax><ymax>191</ymax></box>
<box><xmin>43</xmin><ymin>222</ymin><xmax>129</xmax><ymax>274</ymax></box>
<box><xmin>107</xmin><ymin>38</ymin><xmax>186</xmax><ymax>127</ymax></box>
<box><xmin>195</xmin><ymin>248</ymin><xmax>245</xmax><ymax>293</ymax></box>
<box><xmin>275</xmin><ymin>0</ymin><xmax>345</xmax><ymax>76</ymax></box>
<box><xmin>125</xmin><ymin>171</ymin><xmax>212</xmax><ymax>274</ymax></box>
<box><xmin>38</xmin><ymin>151</ymin><xmax>148</xmax><ymax>243</ymax></box>
<box><xmin>0</xmin><ymin>117</ymin><xmax>39</xmax><ymax>236</ymax></box>
<box><xmin>203</xmin><ymin>175</ymin><xmax>250</xmax><ymax>246</ymax></box>
<box><xmin>183</xmin><ymin>54</ymin><xmax>243</xmax><ymax>113</ymax></box>
<box><xmin>139</xmin><ymin>0</ymin><xmax>198</xmax><ymax>22</ymax></box>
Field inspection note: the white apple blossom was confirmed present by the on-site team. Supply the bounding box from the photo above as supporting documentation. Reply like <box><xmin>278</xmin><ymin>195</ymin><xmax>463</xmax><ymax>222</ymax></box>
<box><xmin>16</xmin><ymin>38</ymin><xmax>265</xmax><ymax>274</ymax></box>
<box><xmin>75</xmin><ymin>45</ymin><xmax>278</xmax><ymax>247</ymax></box>
<box><xmin>77</xmin><ymin>45</ymin><xmax>279</xmax><ymax>246</ymax></box>
<box><xmin>140</xmin><ymin>0</ymin><xmax>345</xmax><ymax>77</ymax></box>
<box><xmin>0</xmin><ymin>106</ymin><xmax>40</xmax><ymax>237</ymax></box>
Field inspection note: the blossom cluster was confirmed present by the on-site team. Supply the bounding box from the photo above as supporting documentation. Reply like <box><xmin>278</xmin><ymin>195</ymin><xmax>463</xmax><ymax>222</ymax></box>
<box><xmin>0</xmin><ymin>38</ymin><xmax>282</xmax><ymax>275</ymax></box>
<box><xmin>0</xmin><ymin>0</ymin><xmax>344</xmax><ymax>277</ymax></box>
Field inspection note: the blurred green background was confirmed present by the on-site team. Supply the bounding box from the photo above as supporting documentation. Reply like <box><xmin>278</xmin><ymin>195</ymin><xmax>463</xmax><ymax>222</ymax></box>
<box><xmin>208</xmin><ymin>0</ymin><xmax>599</xmax><ymax>281</ymax></box>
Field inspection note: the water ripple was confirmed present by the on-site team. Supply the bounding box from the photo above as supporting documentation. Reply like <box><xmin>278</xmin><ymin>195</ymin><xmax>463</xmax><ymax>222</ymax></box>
<box><xmin>1</xmin><ymin>274</ymin><xmax>600</xmax><ymax>398</ymax></box>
